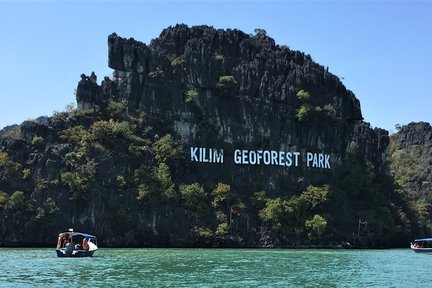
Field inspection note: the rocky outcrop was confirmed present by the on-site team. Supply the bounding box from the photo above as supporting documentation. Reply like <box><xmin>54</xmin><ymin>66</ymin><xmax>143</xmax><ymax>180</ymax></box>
<box><xmin>351</xmin><ymin>123</ymin><xmax>389</xmax><ymax>170</ymax></box>
<box><xmin>105</xmin><ymin>25</ymin><xmax>376</xmax><ymax>172</ymax></box>
<box><xmin>1</xmin><ymin>25</ymin><xmax>410</xmax><ymax>248</ymax></box>
<box><xmin>387</xmin><ymin>122</ymin><xmax>432</xmax><ymax>238</ymax></box>
<box><xmin>390</xmin><ymin>122</ymin><xmax>432</xmax><ymax>198</ymax></box>
<box><xmin>108</xmin><ymin>25</ymin><xmax>362</xmax><ymax>120</ymax></box>
<box><xmin>76</xmin><ymin>72</ymin><xmax>117</xmax><ymax>110</ymax></box>
<box><xmin>395</xmin><ymin>122</ymin><xmax>432</xmax><ymax>149</ymax></box>
<box><xmin>108</xmin><ymin>25</ymin><xmax>362</xmax><ymax>140</ymax></box>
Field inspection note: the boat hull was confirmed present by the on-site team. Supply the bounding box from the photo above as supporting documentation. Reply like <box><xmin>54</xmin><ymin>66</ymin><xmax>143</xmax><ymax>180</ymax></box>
<box><xmin>56</xmin><ymin>249</ymin><xmax>96</xmax><ymax>258</ymax></box>
<box><xmin>410</xmin><ymin>243</ymin><xmax>432</xmax><ymax>254</ymax></box>
<box><xmin>411</xmin><ymin>248</ymin><xmax>432</xmax><ymax>254</ymax></box>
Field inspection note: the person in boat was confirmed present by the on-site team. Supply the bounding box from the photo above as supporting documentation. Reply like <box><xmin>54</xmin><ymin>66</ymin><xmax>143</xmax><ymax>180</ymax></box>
<box><xmin>65</xmin><ymin>237</ymin><xmax>76</xmax><ymax>254</ymax></box>
<box><xmin>56</xmin><ymin>235</ymin><xmax>62</xmax><ymax>249</ymax></box>
<box><xmin>413</xmin><ymin>242</ymin><xmax>423</xmax><ymax>248</ymax></box>
<box><xmin>82</xmin><ymin>238</ymin><xmax>89</xmax><ymax>251</ymax></box>
<box><xmin>56</xmin><ymin>233</ymin><xmax>70</xmax><ymax>249</ymax></box>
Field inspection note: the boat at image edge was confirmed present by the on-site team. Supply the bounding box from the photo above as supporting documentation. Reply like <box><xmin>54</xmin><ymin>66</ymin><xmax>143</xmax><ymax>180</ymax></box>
<box><xmin>410</xmin><ymin>238</ymin><xmax>432</xmax><ymax>254</ymax></box>
<box><xmin>56</xmin><ymin>230</ymin><xmax>98</xmax><ymax>257</ymax></box>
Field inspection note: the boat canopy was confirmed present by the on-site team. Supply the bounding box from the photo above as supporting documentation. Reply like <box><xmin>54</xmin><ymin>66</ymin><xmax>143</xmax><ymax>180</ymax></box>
<box><xmin>414</xmin><ymin>238</ymin><xmax>432</xmax><ymax>242</ymax></box>
<box><xmin>59</xmin><ymin>232</ymin><xmax>97</xmax><ymax>240</ymax></box>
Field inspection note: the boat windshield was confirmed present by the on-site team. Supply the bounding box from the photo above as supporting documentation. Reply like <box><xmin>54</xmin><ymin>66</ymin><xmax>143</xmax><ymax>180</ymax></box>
<box><xmin>414</xmin><ymin>240</ymin><xmax>432</xmax><ymax>248</ymax></box>
<box><xmin>57</xmin><ymin>232</ymin><xmax>97</xmax><ymax>249</ymax></box>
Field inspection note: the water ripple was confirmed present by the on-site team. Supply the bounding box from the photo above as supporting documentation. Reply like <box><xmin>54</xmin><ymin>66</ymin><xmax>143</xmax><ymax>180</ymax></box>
<box><xmin>0</xmin><ymin>248</ymin><xmax>430</xmax><ymax>287</ymax></box>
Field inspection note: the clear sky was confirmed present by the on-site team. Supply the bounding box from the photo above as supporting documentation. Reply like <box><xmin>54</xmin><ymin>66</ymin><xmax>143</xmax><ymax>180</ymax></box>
<box><xmin>0</xmin><ymin>1</ymin><xmax>430</xmax><ymax>133</ymax></box>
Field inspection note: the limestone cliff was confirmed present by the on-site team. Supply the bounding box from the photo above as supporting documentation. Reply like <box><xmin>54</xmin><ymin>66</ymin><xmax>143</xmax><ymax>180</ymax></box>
<box><xmin>0</xmin><ymin>25</ymin><xmax>414</xmax><ymax>248</ymax></box>
<box><xmin>82</xmin><ymin>25</ymin><xmax>388</xmax><ymax>187</ymax></box>
<box><xmin>106</xmin><ymin>25</ymin><xmax>362</xmax><ymax>152</ymax></box>
<box><xmin>389</xmin><ymin>122</ymin><xmax>432</xmax><ymax>237</ymax></box>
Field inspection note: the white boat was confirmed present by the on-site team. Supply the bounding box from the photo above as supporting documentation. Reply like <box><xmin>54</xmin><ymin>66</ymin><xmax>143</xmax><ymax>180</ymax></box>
<box><xmin>56</xmin><ymin>230</ymin><xmax>98</xmax><ymax>257</ymax></box>
<box><xmin>410</xmin><ymin>238</ymin><xmax>432</xmax><ymax>254</ymax></box>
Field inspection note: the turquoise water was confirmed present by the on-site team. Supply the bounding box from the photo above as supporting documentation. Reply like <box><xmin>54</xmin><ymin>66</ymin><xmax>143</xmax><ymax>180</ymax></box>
<box><xmin>0</xmin><ymin>248</ymin><xmax>430</xmax><ymax>287</ymax></box>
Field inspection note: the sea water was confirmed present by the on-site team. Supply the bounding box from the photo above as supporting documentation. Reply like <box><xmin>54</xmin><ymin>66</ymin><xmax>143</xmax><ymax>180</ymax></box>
<box><xmin>0</xmin><ymin>248</ymin><xmax>430</xmax><ymax>287</ymax></box>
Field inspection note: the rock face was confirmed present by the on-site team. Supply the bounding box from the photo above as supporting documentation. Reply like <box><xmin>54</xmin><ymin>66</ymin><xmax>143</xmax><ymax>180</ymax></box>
<box><xmin>108</xmin><ymin>26</ymin><xmax>362</xmax><ymax>149</ymax></box>
<box><xmin>76</xmin><ymin>72</ymin><xmax>117</xmax><ymax>110</ymax></box>
<box><xmin>0</xmin><ymin>25</ymin><xmax>412</xmax><ymax>248</ymax></box>
<box><xmin>109</xmin><ymin>26</ymin><xmax>390</xmax><ymax>189</ymax></box>
<box><xmin>395</xmin><ymin>122</ymin><xmax>432</xmax><ymax>149</ymax></box>
<box><xmin>390</xmin><ymin>122</ymin><xmax>432</xmax><ymax>199</ymax></box>
<box><xmin>387</xmin><ymin>122</ymin><xmax>432</xmax><ymax>238</ymax></box>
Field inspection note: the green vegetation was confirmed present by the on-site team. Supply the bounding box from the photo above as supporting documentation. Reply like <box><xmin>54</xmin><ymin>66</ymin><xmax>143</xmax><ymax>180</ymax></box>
<box><xmin>23</xmin><ymin>168</ymin><xmax>31</xmax><ymax>179</ymax></box>
<box><xmin>91</xmin><ymin>120</ymin><xmax>115</xmax><ymax>145</ymax></box>
<box><xmin>148</xmin><ymin>70</ymin><xmax>165</xmax><ymax>79</ymax></box>
<box><xmin>388</xmin><ymin>131</ymin><xmax>432</xmax><ymax>235</ymax></box>
<box><xmin>311</xmin><ymin>104</ymin><xmax>337</xmax><ymax>120</ymax></box>
<box><xmin>295</xmin><ymin>104</ymin><xmax>312</xmax><ymax>122</ymax></box>
<box><xmin>212</xmin><ymin>183</ymin><xmax>233</xmax><ymax>211</ymax></box>
<box><xmin>258</xmin><ymin>185</ymin><xmax>330</xmax><ymax>240</ymax></box>
<box><xmin>259</xmin><ymin>197</ymin><xmax>293</xmax><ymax>229</ymax></box>
<box><xmin>322</xmin><ymin>104</ymin><xmax>336</xmax><ymax>118</ymax></box>
<box><xmin>154</xmin><ymin>163</ymin><xmax>176</xmax><ymax>199</ymax></box>
<box><xmin>215</xmin><ymin>222</ymin><xmax>230</xmax><ymax>236</ymax></box>
<box><xmin>305</xmin><ymin>214</ymin><xmax>327</xmax><ymax>240</ymax></box>
<box><xmin>214</xmin><ymin>54</ymin><xmax>224</xmax><ymax>61</ymax></box>
<box><xmin>136</xmin><ymin>163</ymin><xmax>176</xmax><ymax>205</ymax></box>
<box><xmin>295</xmin><ymin>89</ymin><xmax>336</xmax><ymax>122</ymax></box>
<box><xmin>0</xmin><ymin>152</ymin><xmax>21</xmax><ymax>182</ymax></box>
<box><xmin>6</xmin><ymin>191</ymin><xmax>26</xmax><ymax>212</ymax></box>
<box><xmin>35</xmin><ymin>176</ymin><xmax>48</xmax><ymax>189</ymax></box>
<box><xmin>59</xmin><ymin>122</ymin><xmax>99</xmax><ymax>200</ymax></box>
<box><xmin>60</xmin><ymin>125</ymin><xmax>91</xmax><ymax>145</ymax></box>
<box><xmin>185</xmin><ymin>89</ymin><xmax>199</xmax><ymax>103</ymax></box>
<box><xmin>216</xmin><ymin>75</ymin><xmax>237</xmax><ymax>95</ymax></box>
<box><xmin>112</xmin><ymin>121</ymin><xmax>135</xmax><ymax>139</ymax></box>
<box><xmin>295</xmin><ymin>90</ymin><xmax>312</xmax><ymax>122</ymax></box>
<box><xmin>35</xmin><ymin>197</ymin><xmax>60</xmax><ymax>220</ymax></box>
<box><xmin>211</xmin><ymin>183</ymin><xmax>244</xmax><ymax>235</ymax></box>
<box><xmin>180</xmin><ymin>183</ymin><xmax>207</xmax><ymax>215</ymax></box>
<box><xmin>107</xmin><ymin>100</ymin><xmax>126</xmax><ymax>118</ymax></box>
<box><xmin>192</xmin><ymin>226</ymin><xmax>214</xmax><ymax>238</ymax></box>
<box><xmin>65</xmin><ymin>102</ymin><xmax>76</xmax><ymax>113</ymax></box>
<box><xmin>2</xmin><ymin>126</ymin><xmax>21</xmax><ymax>139</ymax></box>
<box><xmin>61</xmin><ymin>154</ymin><xmax>96</xmax><ymax>201</ymax></box>
<box><xmin>171</xmin><ymin>56</ymin><xmax>184</xmax><ymax>67</ymax></box>
<box><xmin>116</xmin><ymin>175</ymin><xmax>127</xmax><ymax>188</ymax></box>
<box><xmin>180</xmin><ymin>183</ymin><xmax>210</xmax><ymax>230</ymax></box>
<box><xmin>0</xmin><ymin>191</ymin><xmax>9</xmax><ymax>210</ymax></box>
<box><xmin>254</xmin><ymin>28</ymin><xmax>267</xmax><ymax>37</ymax></box>
<box><xmin>153</xmin><ymin>134</ymin><xmax>183</xmax><ymax>163</ymax></box>
<box><xmin>333</xmin><ymin>138</ymin><xmax>414</xmax><ymax>246</ymax></box>
<box><xmin>296</xmin><ymin>90</ymin><xmax>310</xmax><ymax>101</ymax></box>
<box><xmin>31</xmin><ymin>136</ymin><xmax>46</xmax><ymax>149</ymax></box>
<box><xmin>0</xmin><ymin>77</ymin><xmax>425</xmax><ymax>248</ymax></box>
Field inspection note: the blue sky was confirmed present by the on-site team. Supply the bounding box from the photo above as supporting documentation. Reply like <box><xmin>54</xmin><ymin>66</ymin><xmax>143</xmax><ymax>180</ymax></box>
<box><xmin>0</xmin><ymin>1</ymin><xmax>430</xmax><ymax>133</ymax></box>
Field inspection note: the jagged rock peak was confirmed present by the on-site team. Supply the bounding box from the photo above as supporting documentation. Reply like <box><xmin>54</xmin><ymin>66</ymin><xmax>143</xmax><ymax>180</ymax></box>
<box><xmin>107</xmin><ymin>24</ymin><xmax>363</xmax><ymax>121</ymax></box>
<box><xmin>149</xmin><ymin>24</ymin><xmax>275</xmax><ymax>55</ymax></box>
<box><xmin>396</xmin><ymin>122</ymin><xmax>432</xmax><ymax>148</ymax></box>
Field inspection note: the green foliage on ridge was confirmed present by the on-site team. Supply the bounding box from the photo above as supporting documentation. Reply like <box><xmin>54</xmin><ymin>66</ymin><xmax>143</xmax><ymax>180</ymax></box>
<box><xmin>0</xmin><ymin>92</ymin><xmax>426</xmax><ymax>248</ymax></box>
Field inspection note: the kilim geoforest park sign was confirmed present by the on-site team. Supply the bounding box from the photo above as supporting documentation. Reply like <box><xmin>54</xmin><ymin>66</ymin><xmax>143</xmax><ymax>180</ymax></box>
<box><xmin>190</xmin><ymin>147</ymin><xmax>331</xmax><ymax>169</ymax></box>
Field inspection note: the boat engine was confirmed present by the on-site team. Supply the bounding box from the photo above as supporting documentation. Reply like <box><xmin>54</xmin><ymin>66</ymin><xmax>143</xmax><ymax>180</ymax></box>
<box><xmin>65</xmin><ymin>242</ymin><xmax>75</xmax><ymax>254</ymax></box>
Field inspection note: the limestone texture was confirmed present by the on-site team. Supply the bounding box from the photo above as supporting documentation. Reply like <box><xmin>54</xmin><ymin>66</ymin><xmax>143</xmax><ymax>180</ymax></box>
<box><xmin>0</xmin><ymin>25</ymin><xmax>419</xmax><ymax>248</ymax></box>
